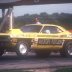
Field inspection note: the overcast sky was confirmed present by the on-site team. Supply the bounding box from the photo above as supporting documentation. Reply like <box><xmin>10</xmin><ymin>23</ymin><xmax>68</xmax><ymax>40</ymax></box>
<box><xmin>13</xmin><ymin>3</ymin><xmax>72</xmax><ymax>16</ymax></box>
<box><xmin>0</xmin><ymin>3</ymin><xmax>72</xmax><ymax>17</ymax></box>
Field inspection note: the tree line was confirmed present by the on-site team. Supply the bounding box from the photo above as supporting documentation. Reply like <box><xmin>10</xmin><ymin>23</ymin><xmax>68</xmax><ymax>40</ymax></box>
<box><xmin>1</xmin><ymin>12</ymin><xmax>72</xmax><ymax>30</ymax></box>
<box><xmin>14</xmin><ymin>12</ymin><xmax>72</xmax><ymax>30</ymax></box>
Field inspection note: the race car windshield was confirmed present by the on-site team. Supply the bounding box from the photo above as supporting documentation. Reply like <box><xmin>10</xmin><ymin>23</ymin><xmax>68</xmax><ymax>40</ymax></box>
<box><xmin>21</xmin><ymin>25</ymin><xmax>42</xmax><ymax>32</ymax></box>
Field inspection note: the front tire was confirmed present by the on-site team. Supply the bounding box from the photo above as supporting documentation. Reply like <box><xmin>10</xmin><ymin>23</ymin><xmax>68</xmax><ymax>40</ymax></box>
<box><xmin>16</xmin><ymin>41</ymin><xmax>29</xmax><ymax>56</ymax></box>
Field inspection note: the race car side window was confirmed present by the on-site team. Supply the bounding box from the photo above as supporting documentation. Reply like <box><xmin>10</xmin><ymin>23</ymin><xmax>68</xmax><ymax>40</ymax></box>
<box><xmin>42</xmin><ymin>26</ymin><xmax>62</xmax><ymax>34</ymax></box>
<box><xmin>21</xmin><ymin>25</ymin><xmax>42</xmax><ymax>32</ymax></box>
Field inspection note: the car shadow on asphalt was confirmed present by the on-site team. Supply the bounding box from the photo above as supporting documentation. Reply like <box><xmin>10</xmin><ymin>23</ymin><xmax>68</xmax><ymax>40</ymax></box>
<box><xmin>0</xmin><ymin>52</ymin><xmax>72</xmax><ymax>61</ymax></box>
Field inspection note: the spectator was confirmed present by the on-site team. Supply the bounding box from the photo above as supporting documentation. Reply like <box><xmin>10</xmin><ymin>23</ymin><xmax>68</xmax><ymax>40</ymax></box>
<box><xmin>35</xmin><ymin>18</ymin><xmax>41</xmax><ymax>24</ymax></box>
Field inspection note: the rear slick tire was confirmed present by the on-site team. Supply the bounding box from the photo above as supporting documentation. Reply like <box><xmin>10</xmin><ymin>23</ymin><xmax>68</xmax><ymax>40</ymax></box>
<box><xmin>60</xmin><ymin>41</ymin><xmax>72</xmax><ymax>57</ymax></box>
<box><xmin>65</xmin><ymin>42</ymin><xmax>72</xmax><ymax>57</ymax></box>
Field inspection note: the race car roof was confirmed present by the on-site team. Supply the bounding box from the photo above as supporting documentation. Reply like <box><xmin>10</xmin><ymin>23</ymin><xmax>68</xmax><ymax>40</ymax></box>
<box><xmin>0</xmin><ymin>0</ymin><xmax>72</xmax><ymax>8</ymax></box>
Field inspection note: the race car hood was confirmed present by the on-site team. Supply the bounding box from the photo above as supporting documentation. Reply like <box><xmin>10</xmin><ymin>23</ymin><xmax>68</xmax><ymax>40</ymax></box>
<box><xmin>8</xmin><ymin>29</ymin><xmax>38</xmax><ymax>38</ymax></box>
<box><xmin>0</xmin><ymin>29</ymin><xmax>38</xmax><ymax>38</ymax></box>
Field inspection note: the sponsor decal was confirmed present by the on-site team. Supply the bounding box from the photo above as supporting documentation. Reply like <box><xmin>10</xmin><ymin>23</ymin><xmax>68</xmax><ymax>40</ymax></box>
<box><xmin>38</xmin><ymin>39</ymin><xmax>64</xmax><ymax>45</ymax></box>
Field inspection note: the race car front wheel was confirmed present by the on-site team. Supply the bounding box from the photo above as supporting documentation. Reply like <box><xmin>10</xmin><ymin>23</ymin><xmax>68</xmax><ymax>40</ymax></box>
<box><xmin>16</xmin><ymin>41</ymin><xmax>29</xmax><ymax>56</ymax></box>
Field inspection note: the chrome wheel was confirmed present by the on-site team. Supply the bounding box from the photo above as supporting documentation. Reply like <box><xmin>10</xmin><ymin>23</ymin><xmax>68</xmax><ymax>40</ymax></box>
<box><xmin>19</xmin><ymin>44</ymin><xmax>27</xmax><ymax>55</ymax></box>
<box><xmin>16</xmin><ymin>41</ymin><xmax>28</xmax><ymax>56</ymax></box>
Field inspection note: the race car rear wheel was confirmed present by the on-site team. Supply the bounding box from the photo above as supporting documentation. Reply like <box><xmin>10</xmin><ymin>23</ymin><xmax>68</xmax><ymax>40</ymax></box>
<box><xmin>65</xmin><ymin>42</ymin><xmax>72</xmax><ymax>57</ymax></box>
<box><xmin>60</xmin><ymin>41</ymin><xmax>72</xmax><ymax>57</ymax></box>
<box><xmin>16</xmin><ymin>41</ymin><xmax>29</xmax><ymax>56</ymax></box>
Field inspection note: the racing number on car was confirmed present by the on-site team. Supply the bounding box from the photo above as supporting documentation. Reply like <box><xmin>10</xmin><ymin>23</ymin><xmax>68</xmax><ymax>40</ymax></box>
<box><xmin>38</xmin><ymin>39</ymin><xmax>64</xmax><ymax>45</ymax></box>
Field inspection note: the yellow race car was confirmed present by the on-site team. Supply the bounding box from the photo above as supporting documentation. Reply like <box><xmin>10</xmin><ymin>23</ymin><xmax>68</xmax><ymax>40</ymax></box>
<box><xmin>20</xmin><ymin>24</ymin><xmax>72</xmax><ymax>57</ymax></box>
<box><xmin>0</xmin><ymin>24</ymin><xmax>72</xmax><ymax>57</ymax></box>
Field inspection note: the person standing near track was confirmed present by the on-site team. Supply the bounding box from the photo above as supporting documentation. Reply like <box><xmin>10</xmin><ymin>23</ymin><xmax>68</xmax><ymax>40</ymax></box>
<box><xmin>35</xmin><ymin>18</ymin><xmax>41</xmax><ymax>24</ymax></box>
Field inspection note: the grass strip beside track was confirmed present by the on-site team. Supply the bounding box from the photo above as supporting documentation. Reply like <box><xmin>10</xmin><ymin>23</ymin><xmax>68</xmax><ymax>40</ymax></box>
<box><xmin>55</xmin><ymin>68</ymin><xmax>72</xmax><ymax>72</ymax></box>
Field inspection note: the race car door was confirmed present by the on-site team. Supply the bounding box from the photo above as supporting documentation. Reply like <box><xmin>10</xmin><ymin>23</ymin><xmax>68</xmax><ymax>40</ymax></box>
<box><xmin>37</xmin><ymin>26</ymin><xmax>64</xmax><ymax>48</ymax></box>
